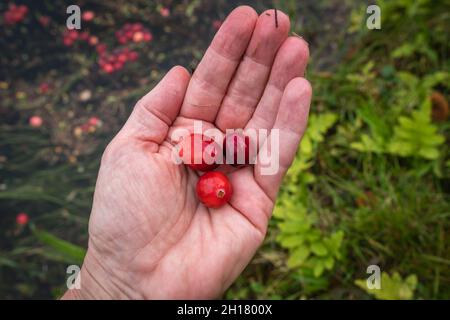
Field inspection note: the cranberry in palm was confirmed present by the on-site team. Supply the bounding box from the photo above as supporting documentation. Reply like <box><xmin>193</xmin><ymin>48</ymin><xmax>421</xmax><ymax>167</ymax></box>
<box><xmin>178</xmin><ymin>133</ymin><xmax>221</xmax><ymax>171</ymax></box>
<box><xmin>196</xmin><ymin>172</ymin><xmax>233</xmax><ymax>208</ymax></box>
<box><xmin>223</xmin><ymin>131</ymin><xmax>251</xmax><ymax>166</ymax></box>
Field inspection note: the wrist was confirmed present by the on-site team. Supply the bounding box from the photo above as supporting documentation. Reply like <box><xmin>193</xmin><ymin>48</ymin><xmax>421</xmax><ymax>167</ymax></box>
<box><xmin>61</xmin><ymin>250</ymin><xmax>115</xmax><ymax>300</ymax></box>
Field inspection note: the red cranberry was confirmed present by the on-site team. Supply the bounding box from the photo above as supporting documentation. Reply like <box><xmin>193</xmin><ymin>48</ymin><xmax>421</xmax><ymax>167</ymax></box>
<box><xmin>88</xmin><ymin>36</ymin><xmax>99</xmax><ymax>46</ymax></box>
<box><xmin>178</xmin><ymin>133</ymin><xmax>220</xmax><ymax>172</ymax></box>
<box><xmin>223</xmin><ymin>132</ymin><xmax>251</xmax><ymax>166</ymax></box>
<box><xmin>128</xmin><ymin>51</ymin><xmax>138</xmax><ymax>61</ymax></box>
<box><xmin>96</xmin><ymin>43</ymin><xmax>107</xmax><ymax>54</ymax></box>
<box><xmin>39</xmin><ymin>16</ymin><xmax>50</xmax><ymax>26</ymax></box>
<box><xmin>82</xmin><ymin>11</ymin><xmax>95</xmax><ymax>22</ymax></box>
<box><xmin>29</xmin><ymin>116</ymin><xmax>43</xmax><ymax>128</ymax></box>
<box><xmin>196</xmin><ymin>172</ymin><xmax>233</xmax><ymax>208</ymax></box>
<box><xmin>103</xmin><ymin>64</ymin><xmax>114</xmax><ymax>73</ymax></box>
<box><xmin>16</xmin><ymin>212</ymin><xmax>29</xmax><ymax>225</ymax></box>
<box><xmin>79</xmin><ymin>31</ymin><xmax>90</xmax><ymax>41</ymax></box>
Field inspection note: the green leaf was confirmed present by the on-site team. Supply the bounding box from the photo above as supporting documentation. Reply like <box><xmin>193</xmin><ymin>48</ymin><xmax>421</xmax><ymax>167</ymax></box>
<box><xmin>423</xmin><ymin>71</ymin><xmax>449</xmax><ymax>89</ymax></box>
<box><xmin>392</xmin><ymin>43</ymin><xmax>415</xmax><ymax>58</ymax></box>
<box><xmin>287</xmin><ymin>246</ymin><xmax>311</xmax><ymax>268</ymax></box>
<box><xmin>0</xmin><ymin>257</ymin><xmax>17</xmax><ymax>268</ymax></box>
<box><xmin>324</xmin><ymin>256</ymin><xmax>335</xmax><ymax>270</ymax></box>
<box><xmin>405</xmin><ymin>275</ymin><xmax>418</xmax><ymax>288</ymax></box>
<box><xmin>355</xmin><ymin>279</ymin><xmax>367</xmax><ymax>291</ymax></box>
<box><xmin>311</xmin><ymin>242</ymin><xmax>328</xmax><ymax>256</ymax></box>
<box><xmin>354</xmin><ymin>271</ymin><xmax>418</xmax><ymax>300</ymax></box>
<box><xmin>424</xmin><ymin>134</ymin><xmax>445</xmax><ymax>146</ymax></box>
<box><xmin>302</xmin><ymin>172</ymin><xmax>316</xmax><ymax>184</ymax></box>
<box><xmin>351</xmin><ymin>134</ymin><xmax>385</xmax><ymax>153</ymax></box>
<box><xmin>31</xmin><ymin>226</ymin><xmax>86</xmax><ymax>264</ymax></box>
<box><xmin>313</xmin><ymin>261</ymin><xmax>325</xmax><ymax>277</ymax></box>
<box><xmin>279</xmin><ymin>220</ymin><xmax>309</xmax><ymax>234</ymax></box>
<box><xmin>418</xmin><ymin>147</ymin><xmax>440</xmax><ymax>160</ymax></box>
<box><xmin>388</xmin><ymin>108</ymin><xmax>445</xmax><ymax>160</ymax></box>
<box><xmin>278</xmin><ymin>234</ymin><xmax>305</xmax><ymax>248</ymax></box>
<box><xmin>306</xmin><ymin>231</ymin><xmax>321</xmax><ymax>242</ymax></box>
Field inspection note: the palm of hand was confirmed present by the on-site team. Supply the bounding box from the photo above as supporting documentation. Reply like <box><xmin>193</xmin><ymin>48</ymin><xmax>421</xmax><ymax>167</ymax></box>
<box><xmin>81</xmin><ymin>6</ymin><xmax>311</xmax><ymax>299</ymax></box>
<box><xmin>90</xmin><ymin>122</ymin><xmax>269</xmax><ymax>299</ymax></box>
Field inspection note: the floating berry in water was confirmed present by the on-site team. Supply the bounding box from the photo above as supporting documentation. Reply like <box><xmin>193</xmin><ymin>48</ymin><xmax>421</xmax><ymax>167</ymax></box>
<box><xmin>39</xmin><ymin>83</ymin><xmax>50</xmax><ymax>94</ymax></box>
<box><xmin>96</xmin><ymin>43</ymin><xmax>107</xmax><ymax>55</ymax></box>
<box><xmin>160</xmin><ymin>7</ymin><xmax>170</xmax><ymax>17</ymax></box>
<box><xmin>196</xmin><ymin>172</ymin><xmax>233</xmax><ymax>208</ymax></box>
<box><xmin>143</xmin><ymin>32</ymin><xmax>153</xmax><ymax>42</ymax></box>
<box><xmin>80</xmin><ymin>123</ymin><xmax>91</xmax><ymax>133</ymax></box>
<box><xmin>62</xmin><ymin>29</ymin><xmax>79</xmax><ymax>46</ymax></box>
<box><xmin>178</xmin><ymin>133</ymin><xmax>221</xmax><ymax>172</ymax></box>
<box><xmin>114</xmin><ymin>61</ymin><xmax>124</xmax><ymax>70</ymax></box>
<box><xmin>223</xmin><ymin>132</ymin><xmax>251</xmax><ymax>166</ymax></box>
<box><xmin>212</xmin><ymin>20</ymin><xmax>222</xmax><ymax>30</ymax></box>
<box><xmin>82</xmin><ymin>11</ymin><xmax>95</xmax><ymax>21</ymax></box>
<box><xmin>118</xmin><ymin>36</ymin><xmax>127</xmax><ymax>44</ymax></box>
<box><xmin>128</xmin><ymin>51</ymin><xmax>138</xmax><ymax>61</ymax></box>
<box><xmin>29</xmin><ymin>115</ymin><xmax>43</xmax><ymax>127</ymax></box>
<box><xmin>67</xmin><ymin>29</ymin><xmax>79</xmax><ymax>40</ymax></box>
<box><xmin>103</xmin><ymin>63</ymin><xmax>114</xmax><ymax>73</ymax></box>
<box><xmin>97</xmin><ymin>46</ymin><xmax>138</xmax><ymax>73</ymax></box>
<box><xmin>117</xmin><ymin>53</ymin><xmax>128</xmax><ymax>63</ymax></box>
<box><xmin>63</xmin><ymin>37</ymin><xmax>74</xmax><ymax>46</ymax></box>
<box><xmin>4</xmin><ymin>4</ymin><xmax>28</xmax><ymax>25</ymax></box>
<box><xmin>115</xmin><ymin>23</ymin><xmax>152</xmax><ymax>44</ymax></box>
<box><xmin>131</xmin><ymin>23</ymin><xmax>143</xmax><ymax>32</ymax></box>
<box><xmin>133</xmin><ymin>31</ymin><xmax>144</xmax><ymax>42</ymax></box>
<box><xmin>88</xmin><ymin>35</ymin><xmax>99</xmax><ymax>46</ymax></box>
<box><xmin>88</xmin><ymin>117</ymin><xmax>101</xmax><ymax>126</ymax></box>
<box><xmin>38</xmin><ymin>15</ymin><xmax>50</xmax><ymax>27</ymax></box>
<box><xmin>79</xmin><ymin>31</ymin><xmax>90</xmax><ymax>41</ymax></box>
<box><xmin>16</xmin><ymin>212</ymin><xmax>29</xmax><ymax>225</ymax></box>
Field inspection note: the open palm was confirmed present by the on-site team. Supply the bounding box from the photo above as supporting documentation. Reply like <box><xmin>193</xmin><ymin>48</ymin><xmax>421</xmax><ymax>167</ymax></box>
<box><xmin>68</xmin><ymin>6</ymin><xmax>311</xmax><ymax>299</ymax></box>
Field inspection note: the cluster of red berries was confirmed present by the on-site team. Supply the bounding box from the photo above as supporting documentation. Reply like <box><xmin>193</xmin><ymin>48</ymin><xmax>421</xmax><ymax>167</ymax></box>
<box><xmin>59</xmin><ymin>14</ymin><xmax>151</xmax><ymax>74</ymax></box>
<box><xmin>115</xmin><ymin>23</ymin><xmax>153</xmax><ymax>44</ymax></box>
<box><xmin>87</xmin><ymin>116</ymin><xmax>101</xmax><ymax>130</ymax></box>
<box><xmin>98</xmin><ymin>48</ymin><xmax>139</xmax><ymax>73</ymax></box>
<box><xmin>97</xmin><ymin>22</ymin><xmax>152</xmax><ymax>73</ymax></box>
<box><xmin>4</xmin><ymin>4</ymin><xmax>28</xmax><ymax>25</ymax></box>
<box><xmin>178</xmin><ymin>132</ymin><xmax>251</xmax><ymax>208</ymax></box>
<box><xmin>74</xmin><ymin>116</ymin><xmax>102</xmax><ymax>137</ymax></box>
<box><xmin>62</xmin><ymin>29</ymin><xmax>99</xmax><ymax>47</ymax></box>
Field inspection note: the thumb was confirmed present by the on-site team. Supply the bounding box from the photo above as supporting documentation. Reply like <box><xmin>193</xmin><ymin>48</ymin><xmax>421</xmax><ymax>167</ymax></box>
<box><xmin>119</xmin><ymin>65</ymin><xmax>191</xmax><ymax>144</ymax></box>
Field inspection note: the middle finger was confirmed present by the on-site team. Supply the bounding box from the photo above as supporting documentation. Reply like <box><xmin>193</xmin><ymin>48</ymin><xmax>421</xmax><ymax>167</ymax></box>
<box><xmin>215</xmin><ymin>9</ymin><xmax>290</xmax><ymax>131</ymax></box>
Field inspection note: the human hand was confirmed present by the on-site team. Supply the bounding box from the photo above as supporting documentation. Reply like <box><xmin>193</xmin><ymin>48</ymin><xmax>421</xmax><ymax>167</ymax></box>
<box><xmin>63</xmin><ymin>6</ymin><xmax>311</xmax><ymax>299</ymax></box>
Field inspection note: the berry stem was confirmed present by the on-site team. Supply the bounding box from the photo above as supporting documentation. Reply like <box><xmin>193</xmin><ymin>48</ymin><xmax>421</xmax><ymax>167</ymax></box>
<box><xmin>216</xmin><ymin>189</ymin><xmax>225</xmax><ymax>198</ymax></box>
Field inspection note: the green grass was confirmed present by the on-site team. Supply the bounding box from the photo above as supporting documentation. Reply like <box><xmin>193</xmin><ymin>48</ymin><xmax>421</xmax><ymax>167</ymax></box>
<box><xmin>228</xmin><ymin>0</ymin><xmax>449</xmax><ymax>299</ymax></box>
